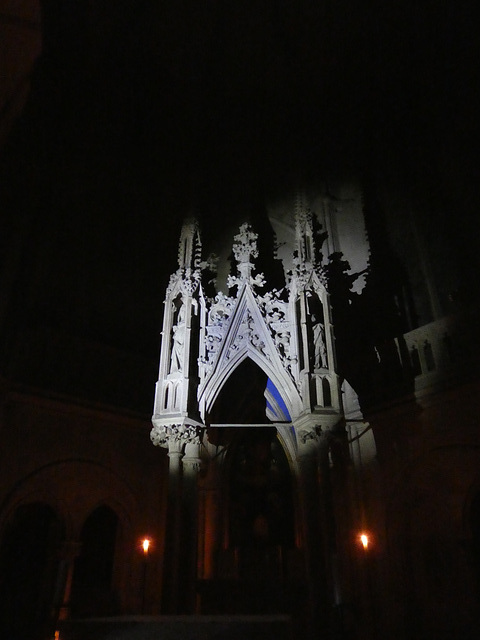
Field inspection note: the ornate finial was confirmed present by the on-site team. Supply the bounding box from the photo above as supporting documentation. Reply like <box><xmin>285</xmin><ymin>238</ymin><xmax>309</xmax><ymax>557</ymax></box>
<box><xmin>288</xmin><ymin>190</ymin><xmax>328</xmax><ymax>290</ymax></box>
<box><xmin>232</xmin><ymin>223</ymin><xmax>259</xmax><ymax>265</ymax></box>
<box><xmin>227</xmin><ymin>223</ymin><xmax>265</xmax><ymax>290</ymax></box>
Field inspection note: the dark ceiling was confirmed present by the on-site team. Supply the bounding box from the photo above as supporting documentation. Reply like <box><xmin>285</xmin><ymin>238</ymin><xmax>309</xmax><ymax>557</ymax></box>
<box><xmin>0</xmin><ymin>0</ymin><xmax>477</xmax><ymax>409</ymax></box>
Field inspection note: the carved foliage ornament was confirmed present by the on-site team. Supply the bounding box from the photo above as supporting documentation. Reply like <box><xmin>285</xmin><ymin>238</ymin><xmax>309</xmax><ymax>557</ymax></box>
<box><xmin>150</xmin><ymin>423</ymin><xmax>201</xmax><ymax>449</ymax></box>
<box><xmin>167</xmin><ymin>267</ymin><xmax>202</xmax><ymax>297</ymax></box>
<box><xmin>225</xmin><ymin>308</ymin><xmax>267</xmax><ymax>360</ymax></box>
<box><xmin>298</xmin><ymin>424</ymin><xmax>331</xmax><ymax>446</ymax></box>
<box><xmin>258</xmin><ymin>289</ymin><xmax>296</xmax><ymax>373</ymax></box>
<box><xmin>199</xmin><ymin>292</ymin><xmax>237</xmax><ymax>373</ymax></box>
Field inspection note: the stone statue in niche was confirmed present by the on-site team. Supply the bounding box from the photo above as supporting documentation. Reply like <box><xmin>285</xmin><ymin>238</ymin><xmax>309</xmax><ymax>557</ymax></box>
<box><xmin>205</xmin><ymin>331</ymin><xmax>222</xmax><ymax>363</ymax></box>
<box><xmin>170</xmin><ymin>303</ymin><xmax>186</xmax><ymax>374</ymax></box>
<box><xmin>312</xmin><ymin>314</ymin><xmax>328</xmax><ymax>369</ymax></box>
<box><xmin>275</xmin><ymin>330</ymin><xmax>290</xmax><ymax>360</ymax></box>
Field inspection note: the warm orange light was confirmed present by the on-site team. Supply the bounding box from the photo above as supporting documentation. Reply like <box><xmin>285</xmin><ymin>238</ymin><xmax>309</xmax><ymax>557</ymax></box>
<box><xmin>142</xmin><ymin>538</ymin><xmax>151</xmax><ymax>555</ymax></box>
<box><xmin>360</xmin><ymin>533</ymin><xmax>369</xmax><ymax>550</ymax></box>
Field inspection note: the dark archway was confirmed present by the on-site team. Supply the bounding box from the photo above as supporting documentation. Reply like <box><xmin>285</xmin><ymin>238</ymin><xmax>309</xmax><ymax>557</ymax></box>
<box><xmin>228</xmin><ymin>427</ymin><xmax>295</xmax><ymax>552</ymax></box>
<box><xmin>207</xmin><ymin>356</ymin><xmax>270</xmax><ymax>427</ymax></box>
<box><xmin>203</xmin><ymin>358</ymin><xmax>295</xmax><ymax>614</ymax></box>
<box><xmin>0</xmin><ymin>502</ymin><xmax>64</xmax><ymax>640</ymax></box>
<box><xmin>70</xmin><ymin>505</ymin><xmax>119</xmax><ymax>618</ymax></box>
<box><xmin>222</xmin><ymin>427</ymin><xmax>295</xmax><ymax>614</ymax></box>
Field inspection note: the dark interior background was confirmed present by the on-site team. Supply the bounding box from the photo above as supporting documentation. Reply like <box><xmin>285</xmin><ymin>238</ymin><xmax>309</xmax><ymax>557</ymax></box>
<box><xmin>0</xmin><ymin>0</ymin><xmax>477</xmax><ymax>412</ymax></box>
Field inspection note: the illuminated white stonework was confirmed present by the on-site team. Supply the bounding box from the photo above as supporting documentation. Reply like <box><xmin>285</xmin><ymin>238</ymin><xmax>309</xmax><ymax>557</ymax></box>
<box><xmin>150</xmin><ymin>198</ymin><xmax>376</xmax><ymax>621</ymax></box>
<box><xmin>151</xmin><ymin>202</ymin><xmax>349</xmax><ymax>461</ymax></box>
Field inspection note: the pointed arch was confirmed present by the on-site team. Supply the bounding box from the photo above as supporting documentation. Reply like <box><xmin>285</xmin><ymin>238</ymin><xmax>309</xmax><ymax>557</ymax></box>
<box><xmin>265</xmin><ymin>378</ymin><xmax>291</xmax><ymax>422</ymax></box>
<box><xmin>199</xmin><ymin>286</ymin><xmax>302</xmax><ymax>420</ymax></box>
<box><xmin>203</xmin><ymin>347</ymin><xmax>300</xmax><ymax>422</ymax></box>
<box><xmin>208</xmin><ymin>357</ymin><xmax>269</xmax><ymax>425</ymax></box>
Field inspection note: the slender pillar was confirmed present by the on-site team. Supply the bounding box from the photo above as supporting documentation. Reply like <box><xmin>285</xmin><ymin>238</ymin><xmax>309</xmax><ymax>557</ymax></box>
<box><xmin>152</xmin><ymin>423</ymin><xmax>202</xmax><ymax>614</ymax></box>
<box><xmin>297</xmin><ymin>434</ymin><xmax>330</xmax><ymax>639</ymax></box>
<box><xmin>198</xmin><ymin>442</ymin><xmax>225</xmax><ymax>583</ymax></box>
<box><xmin>53</xmin><ymin>541</ymin><xmax>82</xmax><ymax>622</ymax></box>
<box><xmin>317</xmin><ymin>432</ymin><xmax>345</xmax><ymax>638</ymax></box>
<box><xmin>163</xmin><ymin>438</ymin><xmax>184</xmax><ymax>613</ymax></box>
<box><xmin>182</xmin><ymin>440</ymin><xmax>202</xmax><ymax>612</ymax></box>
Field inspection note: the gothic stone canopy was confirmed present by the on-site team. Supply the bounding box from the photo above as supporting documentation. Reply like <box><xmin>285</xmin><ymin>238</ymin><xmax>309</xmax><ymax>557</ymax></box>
<box><xmin>151</xmin><ymin>211</ymin><xmax>343</xmax><ymax>457</ymax></box>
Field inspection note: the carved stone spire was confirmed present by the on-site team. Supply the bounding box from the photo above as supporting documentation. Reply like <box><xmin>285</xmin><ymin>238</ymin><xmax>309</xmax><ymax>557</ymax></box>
<box><xmin>294</xmin><ymin>190</ymin><xmax>315</xmax><ymax>266</ymax></box>
<box><xmin>167</xmin><ymin>218</ymin><xmax>203</xmax><ymax>296</ymax></box>
<box><xmin>290</xmin><ymin>190</ymin><xmax>327</xmax><ymax>291</ymax></box>
<box><xmin>178</xmin><ymin>217</ymin><xmax>202</xmax><ymax>271</ymax></box>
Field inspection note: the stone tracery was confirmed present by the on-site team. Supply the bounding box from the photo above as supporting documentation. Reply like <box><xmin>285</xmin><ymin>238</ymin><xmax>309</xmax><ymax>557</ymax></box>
<box><xmin>152</xmin><ymin>208</ymin><xmax>343</xmax><ymax>454</ymax></box>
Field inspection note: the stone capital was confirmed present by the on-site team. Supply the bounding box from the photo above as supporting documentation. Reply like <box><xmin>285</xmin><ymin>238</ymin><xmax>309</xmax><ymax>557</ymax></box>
<box><xmin>298</xmin><ymin>424</ymin><xmax>330</xmax><ymax>446</ymax></box>
<box><xmin>150</xmin><ymin>419</ymin><xmax>204</xmax><ymax>451</ymax></box>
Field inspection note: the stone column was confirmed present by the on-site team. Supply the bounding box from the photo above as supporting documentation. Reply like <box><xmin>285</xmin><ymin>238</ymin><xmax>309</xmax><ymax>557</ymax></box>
<box><xmin>151</xmin><ymin>422</ymin><xmax>202</xmax><ymax>614</ymax></box>
<box><xmin>182</xmin><ymin>438</ymin><xmax>202</xmax><ymax>612</ymax></box>
<box><xmin>197</xmin><ymin>439</ymin><xmax>226</xmax><ymax>584</ymax></box>
<box><xmin>316</xmin><ymin>430</ymin><xmax>347</xmax><ymax>638</ymax></box>
<box><xmin>53</xmin><ymin>541</ymin><xmax>82</xmax><ymax>622</ymax></box>
<box><xmin>164</xmin><ymin>437</ymin><xmax>184</xmax><ymax>613</ymax></box>
<box><xmin>297</xmin><ymin>429</ymin><xmax>330</xmax><ymax>640</ymax></box>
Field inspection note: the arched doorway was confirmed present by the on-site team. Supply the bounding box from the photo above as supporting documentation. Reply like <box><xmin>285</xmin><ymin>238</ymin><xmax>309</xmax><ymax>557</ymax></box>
<box><xmin>208</xmin><ymin>357</ymin><xmax>272</xmax><ymax>426</ymax></box>
<box><xmin>228</xmin><ymin>427</ymin><xmax>294</xmax><ymax>553</ymax></box>
<box><xmin>226</xmin><ymin>426</ymin><xmax>295</xmax><ymax>613</ymax></box>
<box><xmin>0</xmin><ymin>502</ymin><xmax>64</xmax><ymax>640</ymax></box>
<box><xmin>203</xmin><ymin>357</ymin><xmax>296</xmax><ymax>614</ymax></box>
<box><xmin>70</xmin><ymin>505</ymin><xmax>119</xmax><ymax>618</ymax></box>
